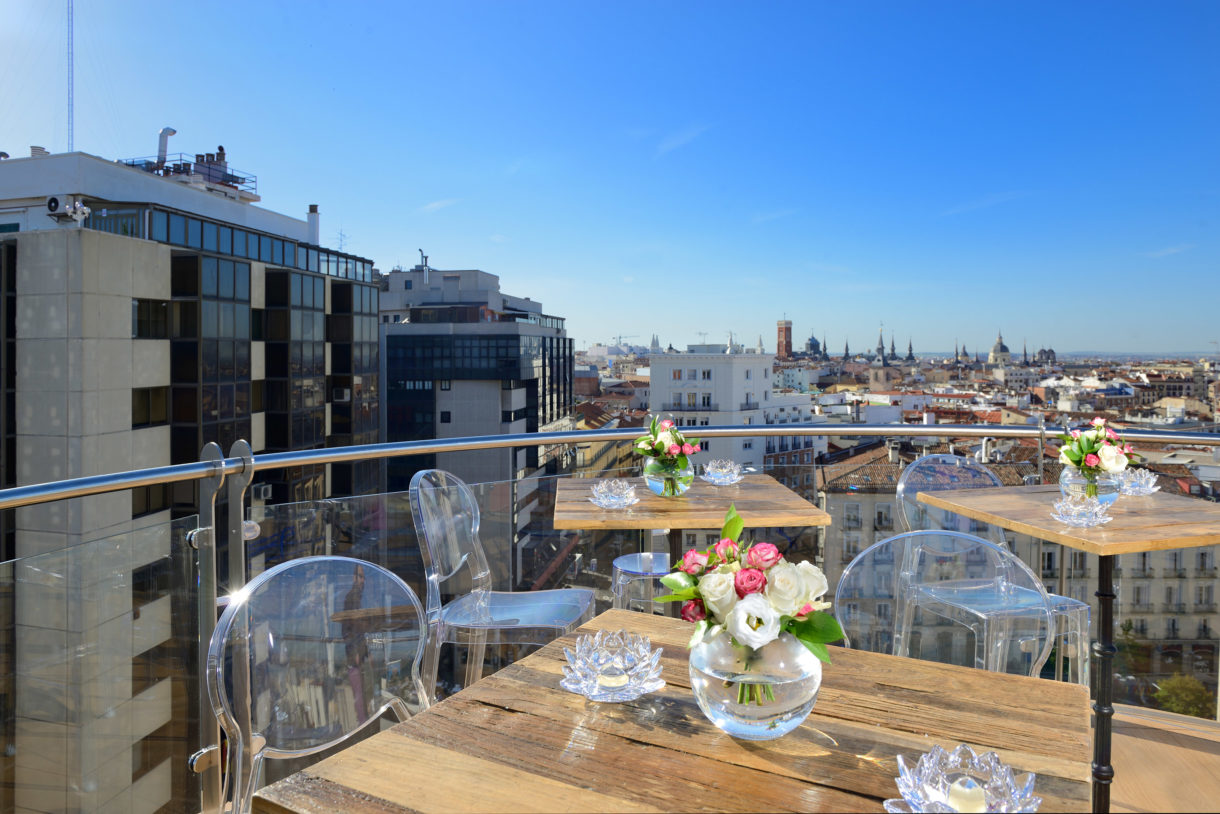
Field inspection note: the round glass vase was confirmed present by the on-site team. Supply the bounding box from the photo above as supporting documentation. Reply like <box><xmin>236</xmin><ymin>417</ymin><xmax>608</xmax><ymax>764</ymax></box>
<box><xmin>1059</xmin><ymin>467</ymin><xmax>1121</xmax><ymax>508</ymax></box>
<box><xmin>641</xmin><ymin>458</ymin><xmax>694</xmax><ymax>498</ymax></box>
<box><xmin>688</xmin><ymin>632</ymin><xmax>823</xmax><ymax>741</ymax></box>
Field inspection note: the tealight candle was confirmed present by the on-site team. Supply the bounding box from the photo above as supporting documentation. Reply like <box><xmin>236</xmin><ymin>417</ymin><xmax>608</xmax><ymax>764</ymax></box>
<box><xmin>945</xmin><ymin>776</ymin><xmax>987</xmax><ymax>813</ymax></box>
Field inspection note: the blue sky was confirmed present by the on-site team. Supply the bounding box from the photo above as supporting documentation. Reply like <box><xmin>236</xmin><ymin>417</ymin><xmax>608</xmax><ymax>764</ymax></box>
<box><xmin>2</xmin><ymin>1</ymin><xmax>1217</xmax><ymax>355</ymax></box>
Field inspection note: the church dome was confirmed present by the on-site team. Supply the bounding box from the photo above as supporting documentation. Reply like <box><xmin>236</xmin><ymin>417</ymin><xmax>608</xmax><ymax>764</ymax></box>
<box><xmin>992</xmin><ymin>332</ymin><xmax>1009</xmax><ymax>354</ymax></box>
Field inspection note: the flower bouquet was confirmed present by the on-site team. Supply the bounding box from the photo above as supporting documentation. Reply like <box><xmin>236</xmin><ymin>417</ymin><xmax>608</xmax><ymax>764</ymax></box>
<box><xmin>634</xmin><ymin>415</ymin><xmax>700</xmax><ymax>497</ymax></box>
<box><xmin>658</xmin><ymin>505</ymin><xmax>842</xmax><ymax>709</ymax></box>
<box><xmin>1056</xmin><ymin>417</ymin><xmax>1139</xmax><ymax>500</ymax></box>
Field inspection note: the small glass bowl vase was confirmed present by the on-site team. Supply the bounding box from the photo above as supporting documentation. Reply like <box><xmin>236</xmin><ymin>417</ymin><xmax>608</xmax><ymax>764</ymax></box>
<box><xmin>688</xmin><ymin>632</ymin><xmax>822</xmax><ymax>741</ymax></box>
<box><xmin>642</xmin><ymin>457</ymin><xmax>694</xmax><ymax>498</ymax></box>
<box><xmin>589</xmin><ymin>479</ymin><xmax>639</xmax><ymax>509</ymax></box>
<box><xmin>1058</xmin><ymin>467</ymin><xmax>1120</xmax><ymax>508</ymax></box>
<box><xmin>886</xmin><ymin>743</ymin><xmax>1041</xmax><ymax>813</ymax></box>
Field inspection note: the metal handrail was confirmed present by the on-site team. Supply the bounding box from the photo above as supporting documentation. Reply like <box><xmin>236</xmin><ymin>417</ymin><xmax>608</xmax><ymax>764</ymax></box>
<box><xmin>0</xmin><ymin>423</ymin><xmax>1216</xmax><ymax>512</ymax></box>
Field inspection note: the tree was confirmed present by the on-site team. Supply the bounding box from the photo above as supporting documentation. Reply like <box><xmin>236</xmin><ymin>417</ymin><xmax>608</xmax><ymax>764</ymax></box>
<box><xmin>1154</xmin><ymin>672</ymin><xmax>1215</xmax><ymax>719</ymax></box>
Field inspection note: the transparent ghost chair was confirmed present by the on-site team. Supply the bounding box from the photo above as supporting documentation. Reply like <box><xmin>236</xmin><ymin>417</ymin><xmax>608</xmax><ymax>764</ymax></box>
<box><xmin>409</xmin><ymin>469</ymin><xmax>596</xmax><ymax>699</ymax></box>
<box><xmin>896</xmin><ymin>455</ymin><xmax>1091</xmax><ymax>685</ymax></box>
<box><xmin>204</xmin><ymin>556</ymin><xmax>430</xmax><ymax>814</ymax></box>
<box><xmin>834</xmin><ymin>531</ymin><xmax>1057</xmax><ymax>678</ymax></box>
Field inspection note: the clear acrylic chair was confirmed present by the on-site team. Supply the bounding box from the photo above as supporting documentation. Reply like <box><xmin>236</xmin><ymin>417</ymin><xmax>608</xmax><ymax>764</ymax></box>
<box><xmin>834</xmin><ymin>531</ymin><xmax>1057</xmax><ymax>678</ymax></box>
<box><xmin>409</xmin><ymin>469</ymin><xmax>596</xmax><ymax>700</ymax></box>
<box><xmin>894</xmin><ymin>456</ymin><xmax>1094</xmax><ymax>686</ymax></box>
<box><xmin>204</xmin><ymin>555</ymin><xmax>430</xmax><ymax>814</ymax></box>
<box><xmin>612</xmin><ymin>552</ymin><xmax>671</xmax><ymax>613</ymax></box>
<box><xmin>896</xmin><ymin>453</ymin><xmax>1007</xmax><ymax>541</ymax></box>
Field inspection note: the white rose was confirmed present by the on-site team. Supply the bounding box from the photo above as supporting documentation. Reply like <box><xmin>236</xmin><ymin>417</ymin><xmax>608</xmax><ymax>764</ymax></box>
<box><xmin>655</xmin><ymin>430</ymin><xmax>675</xmax><ymax>449</ymax></box>
<box><xmin>795</xmin><ymin>560</ymin><xmax>830</xmax><ymax>601</ymax></box>
<box><xmin>698</xmin><ymin>570</ymin><xmax>738</xmax><ymax>622</ymax></box>
<box><xmin>1098</xmin><ymin>444</ymin><xmax>1129</xmax><ymax>474</ymax></box>
<box><xmin>1059</xmin><ymin>449</ymin><xmax>1073</xmax><ymax>466</ymax></box>
<box><xmin>764</xmin><ymin>560</ymin><xmax>805</xmax><ymax>616</ymax></box>
<box><xmin>726</xmin><ymin>593</ymin><xmax>781</xmax><ymax>649</ymax></box>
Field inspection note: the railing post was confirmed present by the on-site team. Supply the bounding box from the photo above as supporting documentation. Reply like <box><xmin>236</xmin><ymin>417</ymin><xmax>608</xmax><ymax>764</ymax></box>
<box><xmin>227</xmin><ymin>440</ymin><xmax>255</xmax><ymax>592</ymax></box>
<box><xmin>194</xmin><ymin>442</ymin><xmax>225</xmax><ymax>814</ymax></box>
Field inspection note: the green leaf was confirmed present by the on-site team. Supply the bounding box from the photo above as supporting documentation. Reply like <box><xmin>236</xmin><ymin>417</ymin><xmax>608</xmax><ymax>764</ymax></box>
<box><xmin>660</xmin><ymin>571</ymin><xmax>695</xmax><ymax>592</ymax></box>
<box><xmin>721</xmin><ymin>503</ymin><xmax>744</xmax><ymax>543</ymax></box>
<box><xmin>788</xmin><ymin>612</ymin><xmax>844</xmax><ymax>643</ymax></box>
<box><xmin>653</xmin><ymin>591</ymin><xmax>697</xmax><ymax>603</ymax></box>
<box><xmin>799</xmin><ymin>640</ymin><xmax>833</xmax><ymax>664</ymax></box>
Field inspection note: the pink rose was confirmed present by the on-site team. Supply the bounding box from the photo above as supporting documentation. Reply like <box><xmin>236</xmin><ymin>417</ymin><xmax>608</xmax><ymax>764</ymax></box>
<box><xmin>681</xmin><ymin>599</ymin><xmax>707</xmax><ymax>623</ymax></box>
<box><xmin>794</xmin><ymin>602</ymin><xmax>816</xmax><ymax>620</ymax></box>
<box><xmin>734</xmin><ymin>568</ymin><xmax>767</xmax><ymax>598</ymax></box>
<box><xmin>746</xmin><ymin>542</ymin><xmax>782</xmax><ymax>570</ymax></box>
<box><xmin>659</xmin><ymin>419</ymin><xmax>674</xmax><ymax>429</ymax></box>
<box><xmin>1084</xmin><ymin>453</ymin><xmax>1101</xmax><ymax>467</ymax></box>
<box><xmin>1070</xmin><ymin>429</ymin><xmax>1081</xmax><ymax>438</ymax></box>
<box><xmin>1123</xmin><ymin>443</ymin><xmax>1134</xmax><ymax>454</ymax></box>
<box><xmin>714</xmin><ymin>537</ymin><xmax>738</xmax><ymax>562</ymax></box>
<box><xmin>667</xmin><ymin>443</ymin><xmax>682</xmax><ymax>455</ymax></box>
<box><xmin>1106</xmin><ymin>428</ymin><xmax>1118</xmax><ymax>441</ymax></box>
<box><xmin>1091</xmin><ymin>417</ymin><xmax>1106</xmax><ymax>427</ymax></box>
<box><xmin>680</xmin><ymin>549</ymin><xmax>709</xmax><ymax>575</ymax></box>
<box><xmin>681</xmin><ymin>443</ymin><xmax>695</xmax><ymax>455</ymax></box>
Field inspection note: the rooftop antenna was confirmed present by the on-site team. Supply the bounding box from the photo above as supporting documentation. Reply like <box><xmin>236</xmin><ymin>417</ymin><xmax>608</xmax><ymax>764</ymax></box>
<box><xmin>336</xmin><ymin>228</ymin><xmax>348</xmax><ymax>251</ymax></box>
<box><xmin>67</xmin><ymin>0</ymin><xmax>74</xmax><ymax>151</ymax></box>
<box><xmin>418</xmin><ymin>249</ymin><xmax>430</xmax><ymax>284</ymax></box>
<box><xmin>696</xmin><ymin>332</ymin><xmax>708</xmax><ymax>343</ymax></box>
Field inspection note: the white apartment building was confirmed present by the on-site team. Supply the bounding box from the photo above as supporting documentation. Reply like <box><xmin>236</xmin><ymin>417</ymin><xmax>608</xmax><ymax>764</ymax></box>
<box><xmin>648</xmin><ymin>345</ymin><xmax>826</xmax><ymax>470</ymax></box>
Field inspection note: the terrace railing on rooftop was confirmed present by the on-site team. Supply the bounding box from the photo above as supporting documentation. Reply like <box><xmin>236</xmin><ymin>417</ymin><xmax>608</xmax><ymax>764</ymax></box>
<box><xmin>1</xmin><ymin>421</ymin><xmax>1219</xmax><ymax>813</ymax></box>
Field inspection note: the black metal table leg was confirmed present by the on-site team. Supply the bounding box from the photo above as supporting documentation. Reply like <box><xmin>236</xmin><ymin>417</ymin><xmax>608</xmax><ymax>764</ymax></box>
<box><xmin>1092</xmin><ymin>554</ymin><xmax>1116</xmax><ymax>813</ymax></box>
<box><xmin>668</xmin><ymin>528</ymin><xmax>682</xmax><ymax>569</ymax></box>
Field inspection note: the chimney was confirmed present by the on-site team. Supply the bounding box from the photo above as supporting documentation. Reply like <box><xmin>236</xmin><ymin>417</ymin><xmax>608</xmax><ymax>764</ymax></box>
<box><xmin>307</xmin><ymin>204</ymin><xmax>320</xmax><ymax>245</ymax></box>
<box><xmin>156</xmin><ymin>127</ymin><xmax>176</xmax><ymax>167</ymax></box>
<box><xmin>30</xmin><ymin>146</ymin><xmax>49</xmax><ymax>157</ymax></box>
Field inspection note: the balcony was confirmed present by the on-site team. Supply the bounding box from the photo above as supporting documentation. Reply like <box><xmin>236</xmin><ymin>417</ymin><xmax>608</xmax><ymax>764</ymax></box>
<box><xmin>1128</xmin><ymin>602</ymin><xmax>1155</xmax><ymax>613</ymax></box>
<box><xmin>1167</xmin><ymin>567</ymin><xmax>1188</xmax><ymax>579</ymax></box>
<box><xmin>1197</xmin><ymin>567</ymin><xmax>1218</xmax><ymax>578</ymax></box>
<box><xmin>1</xmin><ymin>420</ymin><xmax>1218</xmax><ymax>813</ymax></box>
<box><xmin>1163</xmin><ymin>602</ymin><xmax>1187</xmax><ymax>614</ymax></box>
<box><xmin>1129</xmin><ymin>568</ymin><xmax>1157</xmax><ymax>579</ymax></box>
<box><xmin>739</xmin><ymin>401</ymin><xmax>760</xmax><ymax>411</ymax></box>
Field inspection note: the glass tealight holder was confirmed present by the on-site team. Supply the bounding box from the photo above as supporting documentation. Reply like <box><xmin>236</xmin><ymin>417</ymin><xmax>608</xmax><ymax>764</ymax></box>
<box><xmin>589</xmin><ymin>479</ymin><xmax>639</xmax><ymax>509</ymax></box>
<box><xmin>560</xmin><ymin>629</ymin><xmax>665</xmax><ymax>702</ymax></box>
<box><xmin>886</xmin><ymin>743</ymin><xmax>1041</xmax><ymax>813</ymax></box>
<box><xmin>1050</xmin><ymin>496</ymin><xmax>1113</xmax><ymax>528</ymax></box>
<box><xmin>700</xmin><ymin>459</ymin><xmax>744</xmax><ymax>486</ymax></box>
<box><xmin>1117</xmin><ymin>468</ymin><xmax>1160</xmax><ymax>496</ymax></box>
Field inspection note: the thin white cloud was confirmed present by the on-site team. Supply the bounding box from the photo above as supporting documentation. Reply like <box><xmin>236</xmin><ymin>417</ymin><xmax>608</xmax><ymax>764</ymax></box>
<box><xmin>622</xmin><ymin>275</ymin><xmax>635</xmax><ymax>284</ymax></box>
<box><xmin>752</xmin><ymin>209</ymin><xmax>797</xmax><ymax>224</ymax></box>
<box><xmin>939</xmin><ymin>191</ymin><xmax>1030</xmax><ymax>217</ymax></box>
<box><xmin>419</xmin><ymin>198</ymin><xmax>459</xmax><ymax>213</ymax></box>
<box><xmin>1145</xmin><ymin>243</ymin><xmax>1195</xmax><ymax>258</ymax></box>
<box><xmin>656</xmin><ymin>125</ymin><xmax>709</xmax><ymax>157</ymax></box>
<box><xmin>489</xmin><ymin>234</ymin><xmax>507</xmax><ymax>243</ymax></box>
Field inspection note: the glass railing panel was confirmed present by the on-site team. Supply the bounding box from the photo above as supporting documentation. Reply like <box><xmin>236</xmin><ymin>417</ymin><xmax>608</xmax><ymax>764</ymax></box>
<box><xmin>0</xmin><ymin>515</ymin><xmax>200</xmax><ymax>814</ymax></box>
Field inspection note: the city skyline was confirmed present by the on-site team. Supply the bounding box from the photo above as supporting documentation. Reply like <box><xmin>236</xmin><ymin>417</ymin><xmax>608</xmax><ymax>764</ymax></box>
<box><xmin>2</xmin><ymin>0</ymin><xmax>1216</xmax><ymax>354</ymax></box>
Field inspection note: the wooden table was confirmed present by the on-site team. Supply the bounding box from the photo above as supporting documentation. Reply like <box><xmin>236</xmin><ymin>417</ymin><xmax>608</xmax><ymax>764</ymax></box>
<box><xmin>254</xmin><ymin>609</ymin><xmax>1091</xmax><ymax>813</ymax></box>
<box><xmin>553</xmin><ymin>474</ymin><xmax>831</xmax><ymax>564</ymax></box>
<box><xmin>918</xmin><ymin>484</ymin><xmax>1220</xmax><ymax>813</ymax></box>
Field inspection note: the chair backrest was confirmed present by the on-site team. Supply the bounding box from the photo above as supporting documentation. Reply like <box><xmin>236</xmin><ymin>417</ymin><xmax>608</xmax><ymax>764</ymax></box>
<box><xmin>834</xmin><ymin>530</ymin><xmax>1054</xmax><ymax>676</ymax></box>
<box><xmin>206</xmin><ymin>555</ymin><xmax>429</xmax><ymax>813</ymax></box>
<box><xmin>895</xmin><ymin>453</ymin><xmax>1005</xmax><ymax>541</ymax></box>
<box><xmin>408</xmin><ymin>469</ymin><xmax>493</xmax><ymax>614</ymax></box>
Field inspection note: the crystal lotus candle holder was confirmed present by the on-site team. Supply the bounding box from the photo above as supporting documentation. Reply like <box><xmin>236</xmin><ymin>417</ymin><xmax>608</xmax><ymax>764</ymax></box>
<box><xmin>885</xmin><ymin>743</ymin><xmax>1041</xmax><ymax>813</ymax></box>
<box><xmin>589</xmin><ymin>479</ymin><xmax>639</xmax><ymax>509</ymax></box>
<box><xmin>1050</xmin><ymin>496</ymin><xmax>1113</xmax><ymax>528</ymax></box>
<box><xmin>560</xmin><ymin>629</ymin><xmax>665</xmax><ymax>702</ymax></box>
<box><xmin>1117</xmin><ymin>468</ymin><xmax>1160</xmax><ymax>496</ymax></box>
<box><xmin>699</xmin><ymin>458</ymin><xmax>744</xmax><ymax>486</ymax></box>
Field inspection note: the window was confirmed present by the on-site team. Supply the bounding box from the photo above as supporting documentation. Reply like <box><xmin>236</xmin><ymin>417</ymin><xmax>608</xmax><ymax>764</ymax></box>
<box><xmin>132</xmin><ymin>299</ymin><xmax>169</xmax><ymax>338</ymax></box>
<box><xmin>700</xmin><ymin>418</ymin><xmax>708</xmax><ymax>425</ymax></box>
<box><xmin>745</xmin><ymin>369</ymin><xmax>752</xmax><ymax>379</ymax></box>
<box><xmin>743</xmin><ymin>441</ymin><xmax>752</xmax><ymax>450</ymax></box>
<box><xmin>701</xmin><ymin>393</ymin><xmax>711</xmax><ymax>407</ymax></box>
<box><xmin>132</xmin><ymin>387</ymin><xmax>169</xmax><ymax>428</ymax></box>
<box><xmin>439</xmin><ymin>380</ymin><xmax>451</xmax><ymax>390</ymax></box>
<box><xmin>672</xmin><ymin>369</ymin><xmax>682</xmax><ymax>381</ymax></box>
<box><xmin>702</xmin><ymin>369</ymin><xmax>711</xmax><ymax>380</ymax></box>
<box><xmin>686</xmin><ymin>392</ymin><xmax>696</xmax><ymax>407</ymax></box>
<box><xmin>440</xmin><ymin>411</ymin><xmax>451</xmax><ymax>423</ymax></box>
<box><xmin>405</xmin><ymin>279</ymin><xmax>413</xmax><ymax>289</ymax></box>
<box><xmin>687</xmin><ymin>369</ymin><xmax>697</xmax><ymax>381</ymax></box>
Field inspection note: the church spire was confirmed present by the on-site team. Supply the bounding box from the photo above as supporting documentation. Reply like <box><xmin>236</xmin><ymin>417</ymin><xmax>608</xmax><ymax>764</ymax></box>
<box><xmin>906</xmin><ymin>337</ymin><xmax>915</xmax><ymax>362</ymax></box>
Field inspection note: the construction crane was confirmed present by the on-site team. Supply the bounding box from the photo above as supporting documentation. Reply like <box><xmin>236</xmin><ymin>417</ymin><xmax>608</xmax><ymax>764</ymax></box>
<box><xmin>611</xmin><ymin>334</ymin><xmax>638</xmax><ymax>346</ymax></box>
